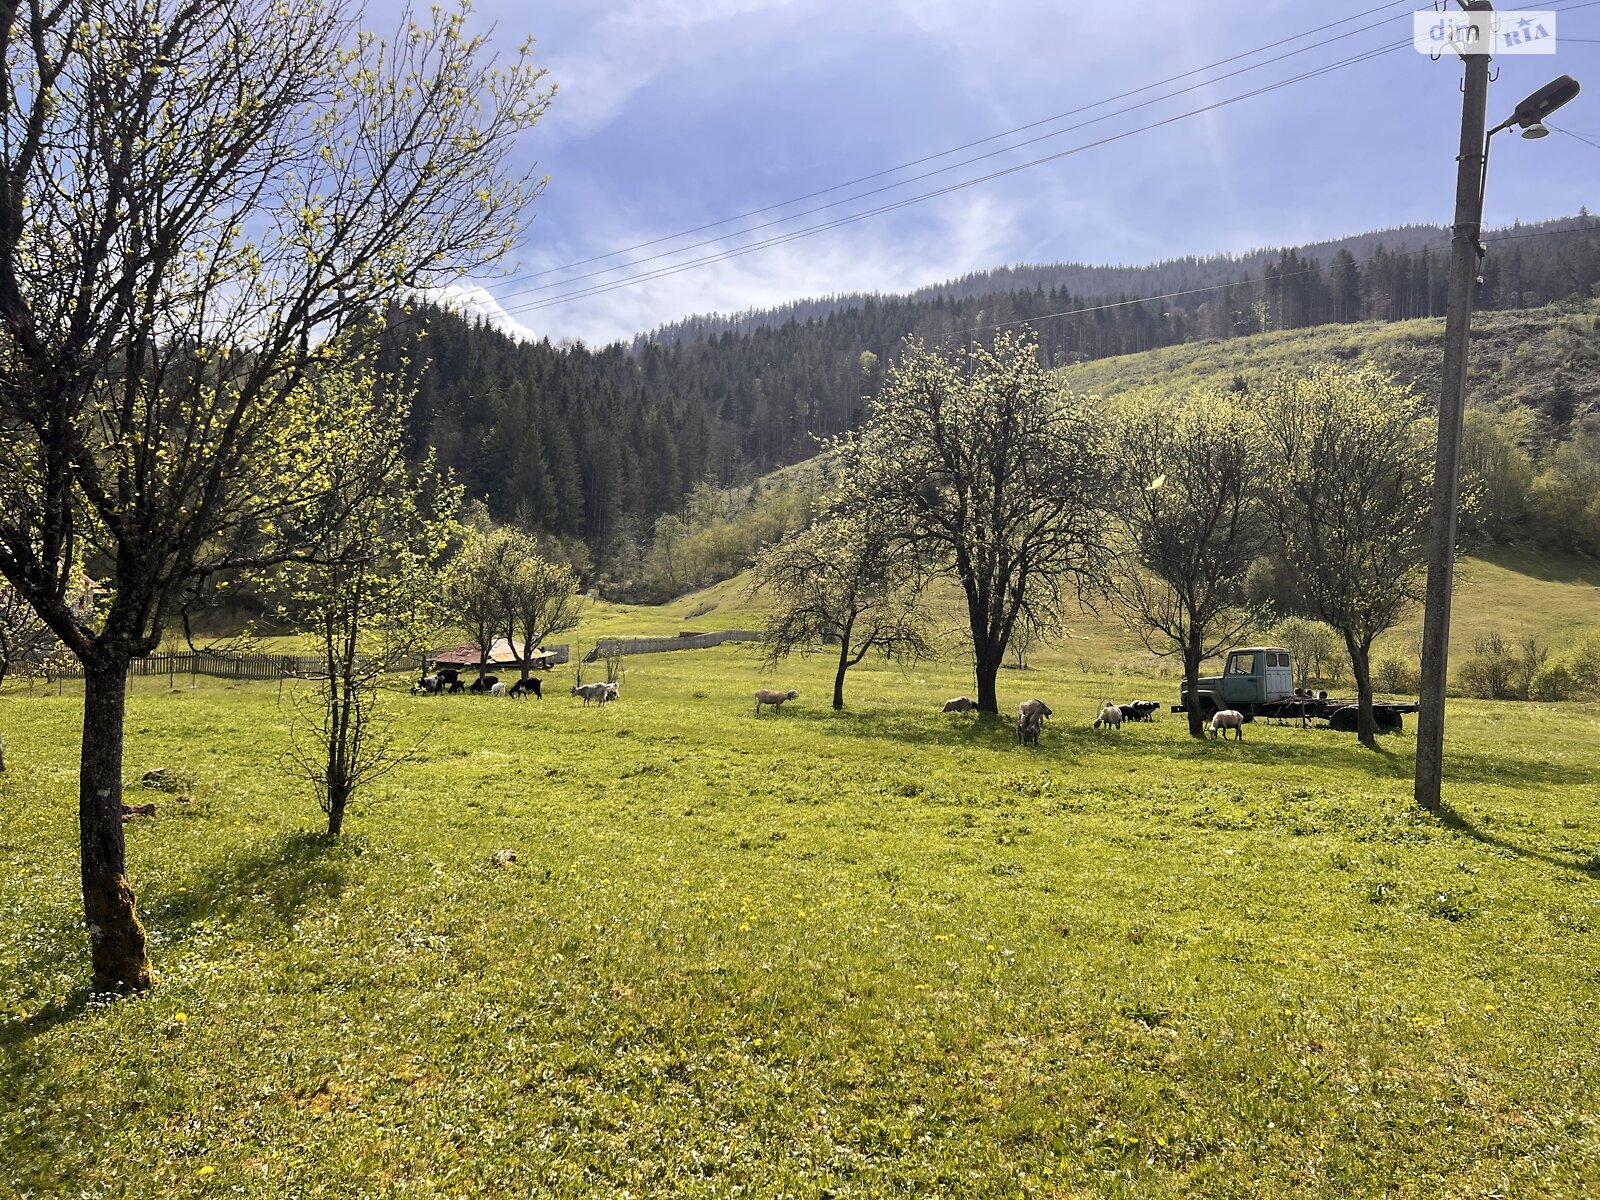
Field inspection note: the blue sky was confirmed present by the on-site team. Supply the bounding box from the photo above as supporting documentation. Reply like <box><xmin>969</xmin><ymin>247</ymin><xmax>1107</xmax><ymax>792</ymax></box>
<box><xmin>405</xmin><ymin>1</ymin><xmax>1599</xmax><ymax>345</ymax></box>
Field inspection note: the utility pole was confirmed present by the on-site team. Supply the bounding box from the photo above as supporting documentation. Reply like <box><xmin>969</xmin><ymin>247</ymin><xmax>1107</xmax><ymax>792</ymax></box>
<box><xmin>1415</xmin><ymin>2</ymin><xmax>1493</xmax><ymax>814</ymax></box>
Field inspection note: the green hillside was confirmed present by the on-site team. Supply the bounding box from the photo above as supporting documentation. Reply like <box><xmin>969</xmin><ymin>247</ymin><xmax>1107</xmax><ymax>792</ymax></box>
<box><xmin>1062</xmin><ymin>299</ymin><xmax>1600</xmax><ymax>420</ymax></box>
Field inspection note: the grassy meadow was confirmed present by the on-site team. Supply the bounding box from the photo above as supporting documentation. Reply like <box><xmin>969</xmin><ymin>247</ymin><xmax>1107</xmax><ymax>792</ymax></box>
<box><xmin>3</xmin><ymin>642</ymin><xmax>1599</xmax><ymax>1198</ymax></box>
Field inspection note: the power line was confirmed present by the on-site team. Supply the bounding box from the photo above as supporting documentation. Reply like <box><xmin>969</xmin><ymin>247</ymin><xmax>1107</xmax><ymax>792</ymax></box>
<box><xmin>504</xmin><ymin>9</ymin><xmax>1417</xmax><ymax>304</ymax></box>
<box><xmin>515</xmin><ymin>0</ymin><xmax>1417</xmax><ymax>287</ymax></box>
<box><xmin>502</xmin><ymin>38</ymin><xmax>1413</xmax><ymax>317</ymax></box>
<box><xmin>1550</xmin><ymin>125</ymin><xmax>1600</xmax><ymax>152</ymax></box>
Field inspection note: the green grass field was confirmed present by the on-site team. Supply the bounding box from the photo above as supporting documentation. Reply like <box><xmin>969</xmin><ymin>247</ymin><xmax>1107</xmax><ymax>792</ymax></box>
<box><xmin>3</xmin><ymin>645</ymin><xmax>1598</xmax><ymax>1198</ymax></box>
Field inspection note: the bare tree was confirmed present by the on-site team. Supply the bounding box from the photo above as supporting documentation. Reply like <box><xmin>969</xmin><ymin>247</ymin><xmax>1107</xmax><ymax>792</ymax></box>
<box><xmin>1107</xmin><ymin>392</ymin><xmax>1273</xmax><ymax>737</ymax></box>
<box><xmin>0</xmin><ymin>582</ymin><xmax>56</xmax><ymax>688</ymax></box>
<box><xmin>835</xmin><ymin>333</ymin><xmax>1110</xmax><ymax>713</ymax></box>
<box><xmin>754</xmin><ymin>512</ymin><xmax>934</xmax><ymax>710</ymax></box>
<box><xmin>0</xmin><ymin>0</ymin><xmax>552</xmax><ymax>991</ymax></box>
<box><xmin>1257</xmin><ymin>364</ymin><xmax>1437</xmax><ymax>747</ymax></box>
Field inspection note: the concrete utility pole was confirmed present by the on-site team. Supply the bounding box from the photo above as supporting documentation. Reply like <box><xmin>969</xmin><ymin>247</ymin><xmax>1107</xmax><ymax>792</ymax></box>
<box><xmin>1415</xmin><ymin>2</ymin><xmax>1493</xmax><ymax>814</ymax></box>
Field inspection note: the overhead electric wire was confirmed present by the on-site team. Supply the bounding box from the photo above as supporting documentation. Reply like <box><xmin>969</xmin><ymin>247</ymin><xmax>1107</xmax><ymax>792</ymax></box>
<box><xmin>503</xmin><ymin>8</ymin><xmax>1418</xmax><ymax>304</ymax></box>
<box><xmin>501</xmin><ymin>38</ymin><xmax>1413</xmax><ymax>317</ymax></box>
<box><xmin>516</xmin><ymin>0</ymin><xmax>1417</xmax><ymax>285</ymax></box>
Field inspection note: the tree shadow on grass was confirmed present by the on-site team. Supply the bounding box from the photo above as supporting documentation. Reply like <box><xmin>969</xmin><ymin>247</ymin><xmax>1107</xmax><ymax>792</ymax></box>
<box><xmin>809</xmin><ymin>706</ymin><xmax>1596</xmax><ymax>789</ymax></box>
<box><xmin>3</xmin><ymin>829</ymin><xmax>358</xmax><ymax>1039</ymax></box>
<box><xmin>1438</xmin><ymin>804</ymin><xmax>1600</xmax><ymax>882</ymax></box>
<box><xmin>157</xmin><ymin>827</ymin><xmax>358</xmax><ymax>935</ymax></box>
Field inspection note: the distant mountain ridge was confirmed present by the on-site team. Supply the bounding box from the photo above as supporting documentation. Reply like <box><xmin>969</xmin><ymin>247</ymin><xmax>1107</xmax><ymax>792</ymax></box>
<box><xmin>636</xmin><ymin>217</ymin><xmax>1594</xmax><ymax>347</ymax></box>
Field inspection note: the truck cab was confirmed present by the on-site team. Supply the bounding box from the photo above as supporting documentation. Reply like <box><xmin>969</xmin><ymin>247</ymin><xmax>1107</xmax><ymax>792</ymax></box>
<box><xmin>1179</xmin><ymin>646</ymin><xmax>1295</xmax><ymax>717</ymax></box>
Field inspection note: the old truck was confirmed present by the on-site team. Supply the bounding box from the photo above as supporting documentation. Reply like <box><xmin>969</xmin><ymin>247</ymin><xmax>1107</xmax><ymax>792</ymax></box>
<box><xmin>1174</xmin><ymin>645</ymin><xmax>1419</xmax><ymax>732</ymax></box>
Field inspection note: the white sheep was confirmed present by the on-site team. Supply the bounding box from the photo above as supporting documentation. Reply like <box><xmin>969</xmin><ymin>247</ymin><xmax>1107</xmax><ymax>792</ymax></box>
<box><xmin>1094</xmin><ymin>702</ymin><xmax>1123</xmax><ymax>731</ymax></box>
<box><xmin>941</xmin><ymin>696</ymin><xmax>976</xmax><ymax>713</ymax></box>
<box><xmin>1209</xmin><ymin>709</ymin><xmax>1245</xmax><ymax>740</ymax></box>
<box><xmin>755</xmin><ymin>688</ymin><xmax>799</xmax><ymax>717</ymax></box>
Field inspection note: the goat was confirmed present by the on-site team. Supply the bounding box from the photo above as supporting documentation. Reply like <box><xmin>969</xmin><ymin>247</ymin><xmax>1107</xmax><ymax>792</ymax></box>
<box><xmin>1015</xmin><ymin>699</ymin><xmax>1052</xmax><ymax>744</ymax></box>
<box><xmin>411</xmin><ymin>673</ymin><xmax>441</xmax><ymax>696</ymax></box>
<box><xmin>469</xmin><ymin>674</ymin><xmax>499</xmax><ymax>694</ymax></box>
<box><xmin>598</xmin><ymin>682</ymin><xmax>620</xmax><ymax>704</ymax></box>
<box><xmin>1017</xmin><ymin>698</ymin><xmax>1052</xmax><ymax>725</ymax></box>
<box><xmin>571</xmin><ymin>682</ymin><xmax>610</xmax><ymax>706</ymax></box>
<box><xmin>447</xmin><ymin>678</ymin><xmax>465</xmax><ymax>694</ymax></box>
<box><xmin>1119</xmin><ymin>700</ymin><xmax>1160</xmax><ymax>722</ymax></box>
<box><xmin>1209</xmin><ymin>709</ymin><xmax>1245</xmax><ymax>741</ymax></box>
<box><xmin>509</xmin><ymin>677</ymin><xmax>542</xmax><ymax>699</ymax></box>
<box><xmin>755</xmin><ymin>688</ymin><xmax>799</xmax><ymax>717</ymax></box>
<box><xmin>1094</xmin><ymin>702</ymin><xmax>1123</xmax><ymax>731</ymax></box>
<box><xmin>490</xmin><ymin>681</ymin><xmax>507</xmax><ymax>697</ymax></box>
<box><xmin>941</xmin><ymin>696</ymin><xmax>976</xmax><ymax>713</ymax></box>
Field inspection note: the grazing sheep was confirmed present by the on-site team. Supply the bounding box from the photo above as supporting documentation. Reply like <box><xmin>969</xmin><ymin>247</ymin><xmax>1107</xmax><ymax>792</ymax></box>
<box><xmin>755</xmin><ymin>688</ymin><xmax>799</xmax><ymax>717</ymax></box>
<box><xmin>1209</xmin><ymin>709</ymin><xmax>1245</xmax><ymax>741</ymax></box>
<box><xmin>941</xmin><ymin>696</ymin><xmax>976</xmax><ymax>713</ymax></box>
<box><xmin>509</xmin><ymin>677</ymin><xmax>542</xmax><ymax>699</ymax></box>
<box><xmin>571</xmin><ymin>682</ymin><xmax>610</xmax><ymax>706</ymax></box>
<box><xmin>1094</xmin><ymin>702</ymin><xmax>1123</xmax><ymax>731</ymax></box>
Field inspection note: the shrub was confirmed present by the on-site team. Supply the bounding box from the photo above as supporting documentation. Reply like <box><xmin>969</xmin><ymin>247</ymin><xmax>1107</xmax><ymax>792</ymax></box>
<box><xmin>1457</xmin><ymin>630</ymin><xmax>1548</xmax><ymax>700</ymax></box>
<box><xmin>1373</xmin><ymin>653</ymin><xmax>1419</xmax><ymax>695</ymax></box>
<box><xmin>1530</xmin><ymin>660</ymin><xmax>1577</xmax><ymax>702</ymax></box>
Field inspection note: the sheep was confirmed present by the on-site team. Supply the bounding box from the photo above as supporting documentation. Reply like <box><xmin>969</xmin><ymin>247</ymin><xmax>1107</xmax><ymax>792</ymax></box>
<box><xmin>941</xmin><ymin>696</ymin><xmax>976</xmax><ymax>713</ymax></box>
<box><xmin>571</xmin><ymin>682</ymin><xmax>610</xmax><ymax>706</ymax></box>
<box><xmin>1094</xmin><ymin>702</ymin><xmax>1123</xmax><ymax>731</ymax></box>
<box><xmin>1119</xmin><ymin>700</ymin><xmax>1160</xmax><ymax>722</ymax></box>
<box><xmin>755</xmin><ymin>688</ymin><xmax>799</xmax><ymax>717</ymax></box>
<box><xmin>490</xmin><ymin>681</ymin><xmax>507</xmax><ymax>697</ymax></box>
<box><xmin>508</xmin><ymin>677</ymin><xmax>542</xmax><ymax>699</ymax></box>
<box><xmin>1209</xmin><ymin>709</ymin><xmax>1245</xmax><ymax>740</ymax></box>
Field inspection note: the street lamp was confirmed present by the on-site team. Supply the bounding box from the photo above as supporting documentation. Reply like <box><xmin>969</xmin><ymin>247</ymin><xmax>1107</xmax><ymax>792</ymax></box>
<box><xmin>1414</xmin><ymin>63</ymin><xmax>1580</xmax><ymax>815</ymax></box>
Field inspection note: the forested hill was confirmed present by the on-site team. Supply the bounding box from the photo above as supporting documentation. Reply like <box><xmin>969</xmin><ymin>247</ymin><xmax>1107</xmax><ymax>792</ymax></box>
<box><xmin>638</xmin><ymin>215</ymin><xmax>1595</xmax><ymax>346</ymax></box>
<box><xmin>383</xmin><ymin>214</ymin><xmax>1600</xmax><ymax>585</ymax></box>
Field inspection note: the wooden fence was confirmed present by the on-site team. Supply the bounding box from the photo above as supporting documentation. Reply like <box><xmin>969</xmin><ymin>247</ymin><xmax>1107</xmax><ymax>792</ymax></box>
<box><xmin>582</xmin><ymin>631</ymin><xmax>762</xmax><ymax>660</ymax></box>
<box><xmin>48</xmin><ymin>651</ymin><xmax>319</xmax><ymax>682</ymax></box>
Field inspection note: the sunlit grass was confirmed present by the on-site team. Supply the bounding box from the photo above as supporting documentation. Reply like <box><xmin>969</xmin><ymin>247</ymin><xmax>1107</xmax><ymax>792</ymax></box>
<box><xmin>2</xmin><ymin>644</ymin><xmax>1598</xmax><ymax>1197</ymax></box>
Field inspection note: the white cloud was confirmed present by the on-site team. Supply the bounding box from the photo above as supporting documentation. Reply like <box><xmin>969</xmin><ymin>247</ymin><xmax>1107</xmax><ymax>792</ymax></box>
<box><xmin>497</xmin><ymin>191</ymin><xmax>1027</xmax><ymax>345</ymax></box>
<box><xmin>420</xmin><ymin>283</ymin><xmax>542</xmax><ymax>343</ymax></box>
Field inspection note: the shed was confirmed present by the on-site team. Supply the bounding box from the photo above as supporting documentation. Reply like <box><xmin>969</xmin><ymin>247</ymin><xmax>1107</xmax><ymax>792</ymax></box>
<box><xmin>430</xmin><ymin>638</ymin><xmax>560</xmax><ymax>673</ymax></box>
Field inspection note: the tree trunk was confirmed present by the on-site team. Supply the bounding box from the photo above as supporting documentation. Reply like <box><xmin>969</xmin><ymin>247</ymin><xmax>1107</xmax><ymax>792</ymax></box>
<box><xmin>832</xmin><ymin>635</ymin><xmax>852</xmax><ymax>710</ymax></box>
<box><xmin>973</xmin><ymin>639</ymin><xmax>1004</xmax><ymax>714</ymax></box>
<box><xmin>1183</xmin><ymin>642</ymin><xmax>1206</xmax><ymax>739</ymax></box>
<box><xmin>79</xmin><ymin>655</ymin><xmax>153</xmax><ymax>992</ymax></box>
<box><xmin>1347</xmin><ymin>633</ymin><xmax>1377</xmax><ymax>749</ymax></box>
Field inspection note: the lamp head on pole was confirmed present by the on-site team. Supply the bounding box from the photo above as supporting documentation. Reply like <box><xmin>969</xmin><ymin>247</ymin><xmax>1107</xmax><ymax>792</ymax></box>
<box><xmin>1491</xmin><ymin>74</ymin><xmax>1582</xmax><ymax>136</ymax></box>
